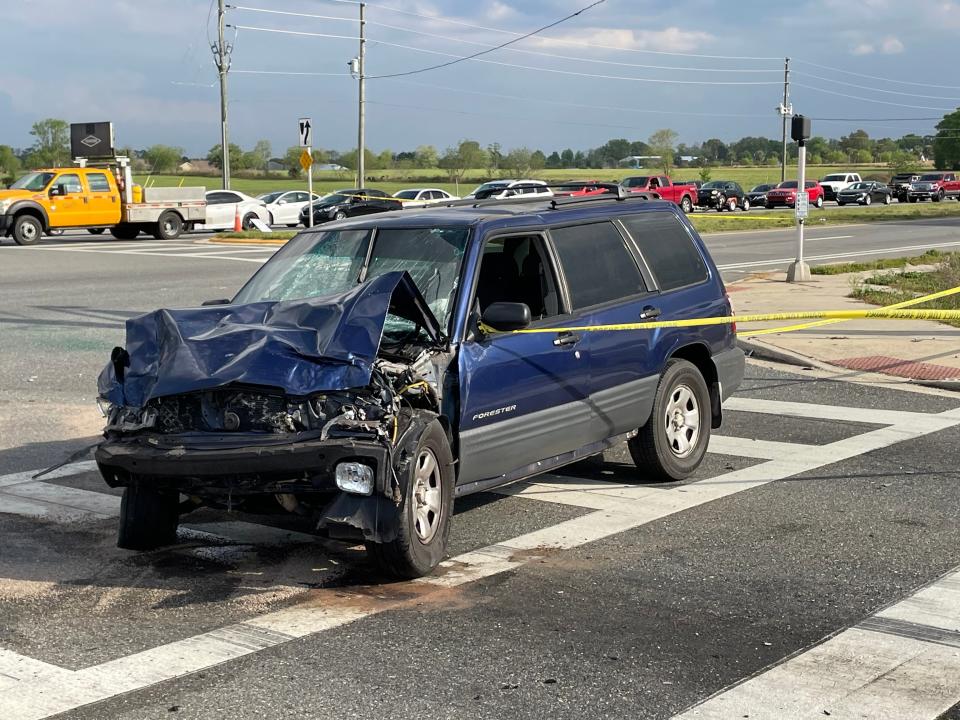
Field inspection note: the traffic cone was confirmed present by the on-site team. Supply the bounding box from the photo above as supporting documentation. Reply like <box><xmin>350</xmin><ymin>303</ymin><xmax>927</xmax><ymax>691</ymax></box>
<box><xmin>233</xmin><ymin>205</ymin><xmax>243</xmax><ymax>232</ymax></box>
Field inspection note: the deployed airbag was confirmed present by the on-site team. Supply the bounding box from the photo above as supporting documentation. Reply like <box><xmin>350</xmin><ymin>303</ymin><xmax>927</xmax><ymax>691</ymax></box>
<box><xmin>98</xmin><ymin>271</ymin><xmax>441</xmax><ymax>408</ymax></box>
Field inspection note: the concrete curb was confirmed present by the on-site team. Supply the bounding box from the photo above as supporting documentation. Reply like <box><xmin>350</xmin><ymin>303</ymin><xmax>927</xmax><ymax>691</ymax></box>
<box><xmin>738</xmin><ymin>337</ymin><xmax>960</xmax><ymax>392</ymax></box>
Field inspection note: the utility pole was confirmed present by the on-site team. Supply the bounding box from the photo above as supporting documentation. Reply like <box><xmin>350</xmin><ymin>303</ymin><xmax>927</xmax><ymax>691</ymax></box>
<box><xmin>357</xmin><ymin>2</ymin><xmax>366</xmax><ymax>188</ymax></box>
<box><xmin>212</xmin><ymin>0</ymin><xmax>232</xmax><ymax>190</ymax></box>
<box><xmin>780</xmin><ymin>57</ymin><xmax>790</xmax><ymax>183</ymax></box>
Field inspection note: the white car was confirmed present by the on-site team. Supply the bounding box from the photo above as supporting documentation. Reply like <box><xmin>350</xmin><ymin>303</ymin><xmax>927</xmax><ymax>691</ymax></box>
<box><xmin>392</xmin><ymin>188</ymin><xmax>459</xmax><ymax>208</ymax></box>
<box><xmin>198</xmin><ymin>190</ymin><xmax>270</xmax><ymax>231</ymax></box>
<box><xmin>819</xmin><ymin>173</ymin><xmax>862</xmax><ymax>202</ymax></box>
<box><xmin>466</xmin><ymin>179</ymin><xmax>553</xmax><ymax>200</ymax></box>
<box><xmin>258</xmin><ymin>190</ymin><xmax>325</xmax><ymax>227</ymax></box>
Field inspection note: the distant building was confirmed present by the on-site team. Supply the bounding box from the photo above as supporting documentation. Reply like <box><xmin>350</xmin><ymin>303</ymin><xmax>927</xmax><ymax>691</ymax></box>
<box><xmin>177</xmin><ymin>159</ymin><xmax>215</xmax><ymax>173</ymax></box>
<box><xmin>678</xmin><ymin>155</ymin><xmax>699</xmax><ymax>164</ymax></box>
<box><xmin>618</xmin><ymin>155</ymin><xmax>662</xmax><ymax>169</ymax></box>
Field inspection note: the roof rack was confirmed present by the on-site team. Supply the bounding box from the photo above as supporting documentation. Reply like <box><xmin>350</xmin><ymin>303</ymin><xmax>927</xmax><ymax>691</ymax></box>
<box><xmin>435</xmin><ymin>183</ymin><xmax>661</xmax><ymax>211</ymax></box>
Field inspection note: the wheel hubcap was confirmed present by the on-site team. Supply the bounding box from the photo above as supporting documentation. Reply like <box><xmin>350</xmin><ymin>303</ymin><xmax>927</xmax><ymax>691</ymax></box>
<box><xmin>23</xmin><ymin>224</ymin><xmax>37</xmax><ymax>240</ymax></box>
<box><xmin>412</xmin><ymin>448</ymin><xmax>442</xmax><ymax>543</ymax></box>
<box><xmin>663</xmin><ymin>384</ymin><xmax>700</xmax><ymax>459</ymax></box>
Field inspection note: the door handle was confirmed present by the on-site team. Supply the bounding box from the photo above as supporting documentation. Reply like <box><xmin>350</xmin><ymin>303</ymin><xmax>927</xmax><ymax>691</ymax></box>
<box><xmin>640</xmin><ymin>305</ymin><xmax>662</xmax><ymax>320</ymax></box>
<box><xmin>553</xmin><ymin>331</ymin><xmax>580</xmax><ymax>347</ymax></box>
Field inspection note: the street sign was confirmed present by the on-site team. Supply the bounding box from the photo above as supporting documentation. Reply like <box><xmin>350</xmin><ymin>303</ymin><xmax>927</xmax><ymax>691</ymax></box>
<box><xmin>299</xmin><ymin>149</ymin><xmax>313</xmax><ymax>172</ymax></box>
<box><xmin>298</xmin><ymin>118</ymin><xmax>312</xmax><ymax>147</ymax></box>
<box><xmin>795</xmin><ymin>191</ymin><xmax>809</xmax><ymax>220</ymax></box>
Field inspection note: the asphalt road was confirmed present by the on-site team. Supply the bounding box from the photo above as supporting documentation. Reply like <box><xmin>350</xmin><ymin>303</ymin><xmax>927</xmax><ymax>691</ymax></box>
<box><xmin>2</xmin><ymin>221</ymin><xmax>960</xmax><ymax>719</ymax></box>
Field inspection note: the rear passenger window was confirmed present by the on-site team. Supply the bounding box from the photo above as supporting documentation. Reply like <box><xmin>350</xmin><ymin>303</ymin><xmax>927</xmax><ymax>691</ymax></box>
<box><xmin>550</xmin><ymin>222</ymin><xmax>646</xmax><ymax>309</ymax></box>
<box><xmin>87</xmin><ymin>173</ymin><xmax>111</xmax><ymax>192</ymax></box>
<box><xmin>620</xmin><ymin>212</ymin><xmax>708</xmax><ymax>291</ymax></box>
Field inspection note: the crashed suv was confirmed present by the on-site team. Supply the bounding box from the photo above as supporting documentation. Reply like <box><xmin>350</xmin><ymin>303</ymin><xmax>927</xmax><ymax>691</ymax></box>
<box><xmin>95</xmin><ymin>194</ymin><xmax>744</xmax><ymax>577</ymax></box>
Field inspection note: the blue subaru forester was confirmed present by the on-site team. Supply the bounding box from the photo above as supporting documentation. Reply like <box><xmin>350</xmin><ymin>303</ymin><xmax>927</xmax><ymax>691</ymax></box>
<box><xmin>96</xmin><ymin>193</ymin><xmax>744</xmax><ymax>577</ymax></box>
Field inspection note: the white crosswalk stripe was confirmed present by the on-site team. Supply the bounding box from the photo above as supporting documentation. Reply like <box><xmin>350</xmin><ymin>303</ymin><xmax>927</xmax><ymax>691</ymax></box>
<box><xmin>11</xmin><ymin>238</ymin><xmax>279</xmax><ymax>264</ymax></box>
<box><xmin>1</xmin><ymin>397</ymin><xmax>959</xmax><ymax>719</ymax></box>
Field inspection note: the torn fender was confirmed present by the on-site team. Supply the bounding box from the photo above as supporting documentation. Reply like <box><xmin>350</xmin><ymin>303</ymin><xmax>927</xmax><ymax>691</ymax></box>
<box><xmin>98</xmin><ymin>271</ymin><xmax>442</xmax><ymax>409</ymax></box>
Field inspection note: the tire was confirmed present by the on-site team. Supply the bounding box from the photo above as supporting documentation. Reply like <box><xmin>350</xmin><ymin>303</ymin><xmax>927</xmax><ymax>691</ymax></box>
<box><xmin>627</xmin><ymin>359</ymin><xmax>711</xmax><ymax>482</ymax></box>
<box><xmin>117</xmin><ymin>484</ymin><xmax>180</xmax><ymax>550</ymax></box>
<box><xmin>837</xmin><ymin>201</ymin><xmax>846</xmax><ymax>206</ymax></box>
<box><xmin>884</xmin><ymin>194</ymin><xmax>891</xmax><ymax>205</ymax></box>
<box><xmin>153</xmin><ymin>211</ymin><xmax>183</xmax><ymax>240</ymax></box>
<box><xmin>715</xmin><ymin>194</ymin><xmax>726</xmax><ymax>212</ymax></box>
<box><xmin>726</xmin><ymin>197</ymin><xmax>737</xmax><ymax>212</ymax></box>
<box><xmin>909</xmin><ymin>196</ymin><xmax>918</xmax><ymax>203</ymax></box>
<box><xmin>241</xmin><ymin>212</ymin><xmax>257</xmax><ymax>230</ymax></box>
<box><xmin>864</xmin><ymin>195</ymin><xmax>871</xmax><ymax>206</ymax></box>
<box><xmin>333</xmin><ymin>210</ymin><xmax>347</xmax><ymax>221</ymax></box>
<box><xmin>934</xmin><ymin>190</ymin><xmax>944</xmax><ymax>203</ymax></box>
<box><xmin>679</xmin><ymin>196</ymin><xmax>693</xmax><ymax>214</ymax></box>
<box><xmin>741</xmin><ymin>198</ymin><xmax>750</xmax><ymax>211</ymax></box>
<box><xmin>815</xmin><ymin>196</ymin><xmax>824</xmax><ymax>209</ymax></box>
<box><xmin>87</xmin><ymin>228</ymin><xmax>105</xmax><ymax>235</ymax></box>
<box><xmin>268</xmin><ymin>213</ymin><xmax>275</xmax><ymax>226</ymax></box>
<box><xmin>367</xmin><ymin>419</ymin><xmax>454</xmax><ymax>578</ymax></box>
<box><xmin>286</xmin><ymin>223</ymin><xmax>298</xmax><ymax>228</ymax></box>
<box><xmin>110</xmin><ymin>224</ymin><xmax>140</xmax><ymax>240</ymax></box>
<box><xmin>12</xmin><ymin>214</ymin><xmax>43</xmax><ymax>245</ymax></box>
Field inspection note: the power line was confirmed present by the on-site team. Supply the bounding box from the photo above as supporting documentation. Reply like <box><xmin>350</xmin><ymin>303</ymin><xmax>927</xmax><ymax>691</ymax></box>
<box><xmin>228</xmin><ymin>24</ymin><xmax>360</xmax><ymax>41</ymax></box>
<box><xmin>793</xmin><ymin>83</ymin><xmax>956</xmax><ymax>112</ymax></box>
<box><xmin>366</xmin><ymin>0</ymin><xmax>608</xmax><ymax>80</ymax></box>
<box><xmin>793</xmin><ymin>71</ymin><xmax>960</xmax><ymax>102</ymax></box>
<box><xmin>232</xmin><ymin>69</ymin><xmax>348</xmax><ymax>76</ymax></box>
<box><xmin>230</xmin><ymin>4</ymin><xmax>779</xmax><ymax>73</ymax></box>
<box><xmin>793</xmin><ymin>59</ymin><xmax>960</xmax><ymax>91</ymax></box>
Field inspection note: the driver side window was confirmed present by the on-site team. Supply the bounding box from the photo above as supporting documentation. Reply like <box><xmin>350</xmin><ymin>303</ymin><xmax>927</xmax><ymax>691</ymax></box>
<box><xmin>475</xmin><ymin>235</ymin><xmax>561</xmax><ymax>321</ymax></box>
<box><xmin>56</xmin><ymin>174</ymin><xmax>83</xmax><ymax>194</ymax></box>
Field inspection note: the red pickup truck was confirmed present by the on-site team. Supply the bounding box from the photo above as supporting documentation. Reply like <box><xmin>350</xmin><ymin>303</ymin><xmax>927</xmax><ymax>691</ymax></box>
<box><xmin>620</xmin><ymin>175</ymin><xmax>697</xmax><ymax>213</ymax></box>
<box><xmin>907</xmin><ymin>172</ymin><xmax>960</xmax><ymax>202</ymax></box>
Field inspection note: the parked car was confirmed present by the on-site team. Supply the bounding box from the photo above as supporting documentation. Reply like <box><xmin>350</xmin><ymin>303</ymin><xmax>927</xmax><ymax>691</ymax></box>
<box><xmin>258</xmin><ymin>190</ymin><xmax>324</xmax><ymax>227</ymax></box>
<box><xmin>765</xmin><ymin>180</ymin><xmax>825</xmax><ymax>209</ymax></box>
<box><xmin>818</xmin><ymin>173</ymin><xmax>861</xmax><ymax>201</ymax></box>
<box><xmin>299</xmin><ymin>188</ymin><xmax>401</xmax><ymax>226</ymax></box>
<box><xmin>551</xmin><ymin>180</ymin><xmax>613</xmax><ymax>197</ymax></box>
<box><xmin>889</xmin><ymin>173</ymin><xmax>921</xmax><ymax>202</ymax></box>
<box><xmin>392</xmin><ymin>188</ymin><xmax>459</xmax><ymax>207</ymax></box>
<box><xmin>697</xmin><ymin>181</ymin><xmax>749</xmax><ymax>211</ymax></box>
<box><xmin>198</xmin><ymin>190</ymin><xmax>269</xmax><ymax>231</ymax></box>
<box><xmin>746</xmin><ymin>183</ymin><xmax>776</xmax><ymax>207</ymax></box>
<box><xmin>836</xmin><ymin>181</ymin><xmax>892</xmax><ymax>206</ymax></box>
<box><xmin>465</xmin><ymin>180</ymin><xmax>553</xmax><ymax>200</ymax></box>
<box><xmin>907</xmin><ymin>172</ymin><xmax>960</xmax><ymax>203</ymax></box>
<box><xmin>620</xmin><ymin>175</ymin><xmax>697</xmax><ymax>214</ymax></box>
<box><xmin>95</xmin><ymin>193</ymin><xmax>744</xmax><ymax>578</ymax></box>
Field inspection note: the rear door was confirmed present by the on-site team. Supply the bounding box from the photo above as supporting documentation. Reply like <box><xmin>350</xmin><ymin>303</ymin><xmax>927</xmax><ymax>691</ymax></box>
<box><xmin>457</xmin><ymin>232</ymin><xmax>592</xmax><ymax>491</ymax></box>
<box><xmin>84</xmin><ymin>171</ymin><xmax>120</xmax><ymax>226</ymax></box>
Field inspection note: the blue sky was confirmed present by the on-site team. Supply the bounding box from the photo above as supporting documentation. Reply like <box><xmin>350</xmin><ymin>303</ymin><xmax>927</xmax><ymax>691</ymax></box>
<box><xmin>3</xmin><ymin>0</ymin><xmax>959</xmax><ymax>157</ymax></box>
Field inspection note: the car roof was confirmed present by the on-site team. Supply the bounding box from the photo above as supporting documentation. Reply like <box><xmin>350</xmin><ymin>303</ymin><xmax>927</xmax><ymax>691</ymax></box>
<box><xmin>396</xmin><ymin>187</ymin><xmax>444</xmax><ymax>193</ymax></box>
<box><xmin>295</xmin><ymin>197</ymin><xmax>680</xmax><ymax>235</ymax></box>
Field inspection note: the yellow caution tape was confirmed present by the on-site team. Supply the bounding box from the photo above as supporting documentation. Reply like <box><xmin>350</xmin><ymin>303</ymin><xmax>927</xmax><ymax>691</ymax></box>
<box><xmin>747</xmin><ymin>283</ymin><xmax>960</xmax><ymax>336</ymax></box>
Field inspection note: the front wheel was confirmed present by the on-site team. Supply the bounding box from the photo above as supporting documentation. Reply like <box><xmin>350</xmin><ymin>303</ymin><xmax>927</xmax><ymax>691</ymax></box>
<box><xmin>241</xmin><ymin>212</ymin><xmax>258</xmax><ymax>230</ymax></box>
<box><xmin>110</xmin><ymin>224</ymin><xmax>140</xmax><ymax>240</ymax></box>
<box><xmin>741</xmin><ymin>198</ymin><xmax>750</xmax><ymax>211</ymax></box>
<box><xmin>628</xmin><ymin>359</ymin><xmax>711</xmax><ymax>482</ymax></box>
<box><xmin>367</xmin><ymin>419</ymin><xmax>454</xmax><ymax>578</ymax></box>
<box><xmin>815</xmin><ymin>196</ymin><xmax>824</xmax><ymax>209</ymax></box>
<box><xmin>87</xmin><ymin>228</ymin><xmax>105</xmax><ymax>235</ymax></box>
<box><xmin>333</xmin><ymin>210</ymin><xmax>347</xmax><ymax>221</ymax></box>
<box><xmin>837</xmin><ymin>201</ymin><xmax>846</xmax><ymax>206</ymax></box>
<box><xmin>12</xmin><ymin>214</ymin><xmax>43</xmax><ymax>245</ymax></box>
<box><xmin>679</xmin><ymin>196</ymin><xmax>693</xmax><ymax>214</ymax></box>
<box><xmin>864</xmin><ymin>195</ymin><xmax>872</xmax><ymax>206</ymax></box>
<box><xmin>715</xmin><ymin>194</ymin><xmax>726</xmax><ymax>212</ymax></box>
<box><xmin>117</xmin><ymin>484</ymin><xmax>179</xmax><ymax>550</ymax></box>
<box><xmin>883</xmin><ymin>194</ymin><xmax>891</xmax><ymax>205</ymax></box>
<box><xmin>934</xmin><ymin>190</ymin><xmax>944</xmax><ymax>203</ymax></box>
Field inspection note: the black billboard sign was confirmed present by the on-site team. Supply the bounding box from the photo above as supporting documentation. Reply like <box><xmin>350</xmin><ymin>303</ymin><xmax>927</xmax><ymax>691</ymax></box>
<box><xmin>70</xmin><ymin>122</ymin><xmax>115</xmax><ymax>158</ymax></box>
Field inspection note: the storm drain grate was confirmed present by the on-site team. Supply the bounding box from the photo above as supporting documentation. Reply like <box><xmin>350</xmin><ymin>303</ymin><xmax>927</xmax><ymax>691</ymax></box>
<box><xmin>832</xmin><ymin>355</ymin><xmax>960</xmax><ymax>381</ymax></box>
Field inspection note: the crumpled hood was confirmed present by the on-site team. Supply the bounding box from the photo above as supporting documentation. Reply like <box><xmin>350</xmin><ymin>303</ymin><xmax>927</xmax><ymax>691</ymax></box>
<box><xmin>98</xmin><ymin>271</ymin><xmax>442</xmax><ymax>409</ymax></box>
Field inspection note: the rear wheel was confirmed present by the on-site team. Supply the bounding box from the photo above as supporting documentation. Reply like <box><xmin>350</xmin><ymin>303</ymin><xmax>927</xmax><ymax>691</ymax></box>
<box><xmin>815</xmin><ymin>195</ymin><xmax>824</xmax><ymax>209</ymax></box>
<box><xmin>152</xmin><ymin>211</ymin><xmax>183</xmax><ymax>240</ymax></box>
<box><xmin>864</xmin><ymin>194</ymin><xmax>872</xmax><ymax>206</ymax></box>
<box><xmin>883</xmin><ymin>194</ymin><xmax>891</xmax><ymax>205</ymax></box>
<box><xmin>741</xmin><ymin>198</ymin><xmax>750</xmax><ymax>211</ymax></box>
<box><xmin>837</xmin><ymin>201</ymin><xmax>846</xmax><ymax>206</ymax></box>
<box><xmin>12</xmin><ymin>214</ymin><xmax>43</xmax><ymax>245</ymax></box>
<box><xmin>679</xmin><ymin>196</ymin><xmax>693</xmax><ymax>214</ymax></box>
<box><xmin>117</xmin><ymin>484</ymin><xmax>179</xmax><ymax>550</ymax></box>
<box><xmin>366</xmin><ymin>419</ymin><xmax>453</xmax><ymax>578</ymax></box>
<box><xmin>628</xmin><ymin>359</ymin><xmax>711</xmax><ymax>482</ymax></box>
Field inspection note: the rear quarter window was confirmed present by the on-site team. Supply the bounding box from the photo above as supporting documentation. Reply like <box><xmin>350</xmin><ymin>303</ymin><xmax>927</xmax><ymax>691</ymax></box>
<box><xmin>549</xmin><ymin>222</ymin><xmax>647</xmax><ymax>309</ymax></box>
<box><xmin>619</xmin><ymin>212</ymin><xmax>708</xmax><ymax>291</ymax></box>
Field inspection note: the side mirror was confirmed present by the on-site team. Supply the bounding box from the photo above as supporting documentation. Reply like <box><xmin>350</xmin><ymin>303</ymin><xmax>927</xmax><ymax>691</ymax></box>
<box><xmin>201</xmin><ymin>298</ymin><xmax>231</xmax><ymax>306</ymax></box>
<box><xmin>277</xmin><ymin>199</ymin><xmax>287</xmax><ymax>205</ymax></box>
<box><xmin>480</xmin><ymin>302</ymin><xmax>532</xmax><ymax>332</ymax></box>
<box><xmin>50</xmin><ymin>185</ymin><xmax>65</xmax><ymax>197</ymax></box>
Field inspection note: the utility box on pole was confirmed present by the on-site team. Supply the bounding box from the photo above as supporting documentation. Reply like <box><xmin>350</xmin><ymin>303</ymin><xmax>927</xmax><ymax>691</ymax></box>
<box><xmin>787</xmin><ymin>114</ymin><xmax>812</xmax><ymax>283</ymax></box>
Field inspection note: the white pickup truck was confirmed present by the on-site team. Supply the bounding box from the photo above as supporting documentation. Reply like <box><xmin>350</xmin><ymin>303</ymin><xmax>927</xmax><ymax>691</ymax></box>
<box><xmin>818</xmin><ymin>172</ymin><xmax>862</xmax><ymax>202</ymax></box>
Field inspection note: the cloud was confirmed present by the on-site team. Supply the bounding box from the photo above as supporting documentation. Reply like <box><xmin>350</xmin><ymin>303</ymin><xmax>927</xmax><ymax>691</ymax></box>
<box><xmin>849</xmin><ymin>35</ymin><xmax>904</xmax><ymax>56</ymax></box>
<box><xmin>880</xmin><ymin>36</ymin><xmax>905</xmax><ymax>53</ymax></box>
<box><xmin>535</xmin><ymin>27</ymin><xmax>714</xmax><ymax>53</ymax></box>
<box><xmin>851</xmin><ymin>43</ymin><xmax>875</xmax><ymax>55</ymax></box>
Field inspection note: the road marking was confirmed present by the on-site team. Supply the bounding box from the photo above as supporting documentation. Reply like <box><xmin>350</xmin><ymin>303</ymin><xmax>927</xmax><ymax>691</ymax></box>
<box><xmin>723</xmin><ymin>396</ymin><xmax>930</xmax><ymax>425</ymax></box>
<box><xmin>805</xmin><ymin>234</ymin><xmax>853</xmax><ymax>241</ymax></box>
<box><xmin>673</xmin><ymin>568</ymin><xmax>960</xmax><ymax>719</ymax></box>
<box><xmin>716</xmin><ymin>239</ymin><xmax>960</xmax><ymax>271</ymax></box>
<box><xmin>20</xmin><ymin>246</ymin><xmax>272</xmax><ymax>264</ymax></box>
<box><xmin>2</xmin><ymin>397</ymin><xmax>960</xmax><ymax>719</ymax></box>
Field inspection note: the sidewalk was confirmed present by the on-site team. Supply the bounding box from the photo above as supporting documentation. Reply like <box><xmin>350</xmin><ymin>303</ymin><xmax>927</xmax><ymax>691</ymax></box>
<box><xmin>730</xmin><ymin>270</ymin><xmax>960</xmax><ymax>386</ymax></box>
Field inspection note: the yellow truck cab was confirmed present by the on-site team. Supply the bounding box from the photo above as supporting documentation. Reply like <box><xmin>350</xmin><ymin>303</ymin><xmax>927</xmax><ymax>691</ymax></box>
<box><xmin>0</xmin><ymin>160</ymin><xmax>205</xmax><ymax>245</ymax></box>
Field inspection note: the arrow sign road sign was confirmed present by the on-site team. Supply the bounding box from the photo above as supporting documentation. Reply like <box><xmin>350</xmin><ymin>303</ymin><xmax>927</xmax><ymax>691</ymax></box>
<box><xmin>299</xmin><ymin>149</ymin><xmax>313</xmax><ymax>172</ymax></box>
<box><xmin>298</xmin><ymin>118</ymin><xmax>312</xmax><ymax>147</ymax></box>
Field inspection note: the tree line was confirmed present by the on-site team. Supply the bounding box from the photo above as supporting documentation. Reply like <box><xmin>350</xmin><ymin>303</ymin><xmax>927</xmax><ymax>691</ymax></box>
<box><xmin>3</xmin><ymin>112</ymin><xmax>959</xmax><ymax>185</ymax></box>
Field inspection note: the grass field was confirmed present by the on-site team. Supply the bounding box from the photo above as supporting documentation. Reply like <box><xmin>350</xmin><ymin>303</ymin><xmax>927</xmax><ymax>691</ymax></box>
<box><xmin>690</xmin><ymin>202</ymin><xmax>960</xmax><ymax>233</ymax></box>
<box><xmin>851</xmin><ymin>253</ymin><xmax>960</xmax><ymax>327</ymax></box>
<box><xmin>135</xmin><ymin>164</ymin><xmax>898</xmax><ymax>199</ymax></box>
